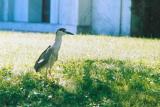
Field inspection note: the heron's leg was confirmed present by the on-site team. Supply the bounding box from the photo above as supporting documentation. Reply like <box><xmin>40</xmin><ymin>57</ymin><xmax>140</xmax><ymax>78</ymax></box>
<box><xmin>45</xmin><ymin>68</ymin><xmax>48</xmax><ymax>79</ymax></box>
<box><xmin>49</xmin><ymin>67</ymin><xmax>52</xmax><ymax>76</ymax></box>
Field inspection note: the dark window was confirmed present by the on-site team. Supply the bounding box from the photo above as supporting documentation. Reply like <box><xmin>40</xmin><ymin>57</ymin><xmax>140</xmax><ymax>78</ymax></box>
<box><xmin>131</xmin><ymin>0</ymin><xmax>160</xmax><ymax>38</ymax></box>
<box><xmin>42</xmin><ymin>0</ymin><xmax>50</xmax><ymax>22</ymax></box>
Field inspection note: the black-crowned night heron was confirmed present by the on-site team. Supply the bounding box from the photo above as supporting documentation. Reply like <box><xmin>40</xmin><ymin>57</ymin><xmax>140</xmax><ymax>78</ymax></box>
<box><xmin>34</xmin><ymin>28</ymin><xmax>73</xmax><ymax>77</ymax></box>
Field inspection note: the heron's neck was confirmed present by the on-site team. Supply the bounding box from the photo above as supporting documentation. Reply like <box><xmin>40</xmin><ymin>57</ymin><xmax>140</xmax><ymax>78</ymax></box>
<box><xmin>52</xmin><ymin>35</ymin><xmax>62</xmax><ymax>52</ymax></box>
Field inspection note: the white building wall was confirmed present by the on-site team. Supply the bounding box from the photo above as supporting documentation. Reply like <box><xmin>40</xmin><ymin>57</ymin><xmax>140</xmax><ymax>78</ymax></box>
<box><xmin>0</xmin><ymin>0</ymin><xmax>132</xmax><ymax>35</ymax></box>
<box><xmin>59</xmin><ymin>0</ymin><xmax>78</xmax><ymax>25</ymax></box>
<box><xmin>50</xmin><ymin>0</ymin><xmax>91</xmax><ymax>26</ymax></box>
<box><xmin>3</xmin><ymin>0</ymin><xmax>9</xmax><ymax>21</ymax></box>
<box><xmin>92</xmin><ymin>0</ymin><xmax>121</xmax><ymax>35</ymax></box>
<box><xmin>92</xmin><ymin>0</ymin><xmax>131</xmax><ymax>35</ymax></box>
<box><xmin>121</xmin><ymin>0</ymin><xmax>131</xmax><ymax>35</ymax></box>
<box><xmin>50</xmin><ymin>0</ymin><xmax>59</xmax><ymax>24</ymax></box>
<box><xmin>14</xmin><ymin>0</ymin><xmax>28</xmax><ymax>22</ymax></box>
<box><xmin>78</xmin><ymin>0</ymin><xmax>91</xmax><ymax>26</ymax></box>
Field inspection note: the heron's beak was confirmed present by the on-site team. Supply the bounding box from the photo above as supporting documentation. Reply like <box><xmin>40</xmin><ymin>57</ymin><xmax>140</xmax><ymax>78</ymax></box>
<box><xmin>65</xmin><ymin>31</ymin><xmax>74</xmax><ymax>35</ymax></box>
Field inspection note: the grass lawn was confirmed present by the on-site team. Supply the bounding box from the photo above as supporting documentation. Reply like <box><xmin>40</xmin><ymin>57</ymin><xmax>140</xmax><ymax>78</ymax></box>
<box><xmin>0</xmin><ymin>31</ymin><xmax>160</xmax><ymax>106</ymax></box>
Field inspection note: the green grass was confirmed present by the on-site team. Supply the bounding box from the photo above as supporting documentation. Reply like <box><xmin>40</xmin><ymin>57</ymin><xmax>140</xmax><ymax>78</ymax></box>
<box><xmin>0</xmin><ymin>31</ymin><xmax>160</xmax><ymax>106</ymax></box>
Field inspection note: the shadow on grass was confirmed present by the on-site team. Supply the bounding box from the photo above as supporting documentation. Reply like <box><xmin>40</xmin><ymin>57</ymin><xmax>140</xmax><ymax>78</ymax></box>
<box><xmin>0</xmin><ymin>59</ymin><xmax>159</xmax><ymax>106</ymax></box>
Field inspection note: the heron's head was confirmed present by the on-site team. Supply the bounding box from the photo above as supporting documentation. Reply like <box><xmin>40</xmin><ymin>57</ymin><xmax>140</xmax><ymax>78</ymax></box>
<box><xmin>56</xmin><ymin>28</ymin><xmax>74</xmax><ymax>36</ymax></box>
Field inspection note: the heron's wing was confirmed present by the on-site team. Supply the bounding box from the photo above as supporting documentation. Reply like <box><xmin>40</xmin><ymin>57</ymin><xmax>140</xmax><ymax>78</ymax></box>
<box><xmin>34</xmin><ymin>45</ymin><xmax>52</xmax><ymax>71</ymax></box>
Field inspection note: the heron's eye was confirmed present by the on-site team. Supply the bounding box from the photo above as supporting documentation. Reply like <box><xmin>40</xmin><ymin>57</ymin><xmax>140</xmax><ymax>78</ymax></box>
<box><xmin>62</xmin><ymin>29</ymin><xmax>65</xmax><ymax>32</ymax></box>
